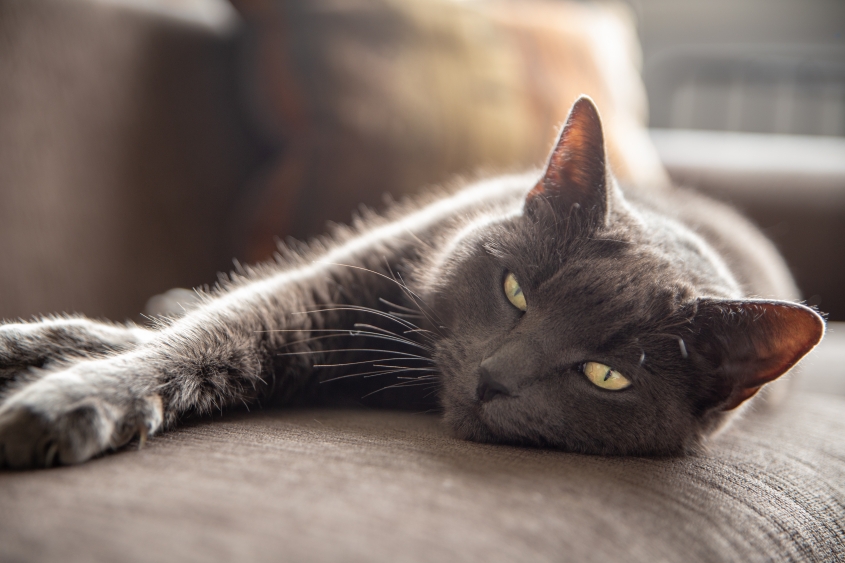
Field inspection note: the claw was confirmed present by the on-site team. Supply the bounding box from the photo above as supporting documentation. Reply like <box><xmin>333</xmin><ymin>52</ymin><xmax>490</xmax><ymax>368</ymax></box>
<box><xmin>138</xmin><ymin>424</ymin><xmax>148</xmax><ymax>450</ymax></box>
<box><xmin>44</xmin><ymin>442</ymin><xmax>58</xmax><ymax>468</ymax></box>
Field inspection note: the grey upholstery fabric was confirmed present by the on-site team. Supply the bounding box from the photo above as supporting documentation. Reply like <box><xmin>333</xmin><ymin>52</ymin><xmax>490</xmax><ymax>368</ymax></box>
<box><xmin>1</xmin><ymin>393</ymin><xmax>843</xmax><ymax>563</ymax></box>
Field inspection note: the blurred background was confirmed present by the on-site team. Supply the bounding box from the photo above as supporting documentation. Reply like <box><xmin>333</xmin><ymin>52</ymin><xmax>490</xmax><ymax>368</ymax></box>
<box><xmin>635</xmin><ymin>0</ymin><xmax>845</xmax><ymax>321</ymax></box>
<box><xmin>0</xmin><ymin>0</ymin><xmax>842</xmax><ymax>328</ymax></box>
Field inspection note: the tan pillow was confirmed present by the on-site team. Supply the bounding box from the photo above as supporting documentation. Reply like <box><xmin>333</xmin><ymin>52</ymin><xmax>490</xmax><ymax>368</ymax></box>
<box><xmin>232</xmin><ymin>0</ymin><xmax>668</xmax><ymax>260</ymax></box>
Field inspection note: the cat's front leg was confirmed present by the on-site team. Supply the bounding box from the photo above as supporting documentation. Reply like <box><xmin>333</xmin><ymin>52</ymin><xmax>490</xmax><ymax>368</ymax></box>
<box><xmin>0</xmin><ymin>317</ymin><xmax>152</xmax><ymax>385</ymax></box>
<box><xmin>0</xmin><ymin>321</ymin><xmax>268</xmax><ymax>470</ymax></box>
<box><xmin>0</xmin><ymin>316</ymin><xmax>273</xmax><ymax>469</ymax></box>
<box><xmin>0</xmin><ymin>268</ymin><xmax>337</xmax><ymax>469</ymax></box>
<box><xmin>0</xmin><ymin>226</ymin><xmax>416</xmax><ymax>469</ymax></box>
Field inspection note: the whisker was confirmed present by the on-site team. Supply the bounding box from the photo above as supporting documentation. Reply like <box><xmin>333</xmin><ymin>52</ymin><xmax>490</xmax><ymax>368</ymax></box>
<box><xmin>320</xmin><ymin>368</ymin><xmax>411</xmax><ymax>383</ymax></box>
<box><xmin>378</xmin><ymin>297</ymin><xmax>423</xmax><ymax>315</ymax></box>
<box><xmin>256</xmin><ymin>328</ymin><xmax>377</xmax><ymax>334</ymax></box>
<box><xmin>312</xmin><ymin>301</ymin><xmax>423</xmax><ymax>321</ymax></box>
<box><xmin>278</xmin><ymin>331</ymin><xmax>432</xmax><ymax>353</ymax></box>
<box><xmin>350</xmin><ymin>331</ymin><xmax>432</xmax><ymax>353</ymax></box>
<box><xmin>387</xmin><ymin>264</ymin><xmax>441</xmax><ymax>324</ymax></box>
<box><xmin>403</xmin><ymin>328</ymin><xmax>437</xmax><ymax>339</ymax></box>
<box><xmin>320</xmin><ymin>367</ymin><xmax>437</xmax><ymax>384</ymax></box>
<box><xmin>353</xmin><ymin>323</ymin><xmax>429</xmax><ymax>348</ymax></box>
<box><xmin>313</xmin><ymin>357</ymin><xmax>433</xmax><ymax>369</ymax></box>
<box><xmin>362</xmin><ymin>378</ymin><xmax>440</xmax><ymax>397</ymax></box>
<box><xmin>353</xmin><ymin>322</ymin><xmax>406</xmax><ymax>336</ymax></box>
<box><xmin>390</xmin><ymin>268</ymin><xmax>446</xmax><ymax>336</ymax></box>
<box><xmin>318</xmin><ymin>261</ymin><xmax>430</xmax><ymax>306</ymax></box>
<box><xmin>293</xmin><ymin>306</ymin><xmax>418</xmax><ymax>331</ymax></box>
<box><xmin>370</xmin><ymin>365</ymin><xmax>437</xmax><ymax>372</ymax></box>
<box><xmin>395</xmin><ymin>375</ymin><xmax>438</xmax><ymax>380</ymax></box>
<box><xmin>382</xmin><ymin>258</ymin><xmax>428</xmax><ymax>310</ymax></box>
<box><xmin>276</xmin><ymin>348</ymin><xmax>428</xmax><ymax>359</ymax></box>
<box><xmin>363</xmin><ymin>368</ymin><xmax>438</xmax><ymax>379</ymax></box>
<box><xmin>267</xmin><ymin>333</ymin><xmax>383</xmax><ymax>350</ymax></box>
<box><xmin>387</xmin><ymin>312</ymin><xmax>426</xmax><ymax>320</ymax></box>
<box><xmin>321</xmin><ymin>259</ymin><xmax>447</xmax><ymax>337</ymax></box>
<box><xmin>303</xmin><ymin>301</ymin><xmax>422</xmax><ymax>321</ymax></box>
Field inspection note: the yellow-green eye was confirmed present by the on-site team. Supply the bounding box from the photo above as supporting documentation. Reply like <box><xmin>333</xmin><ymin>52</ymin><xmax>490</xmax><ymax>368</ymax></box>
<box><xmin>503</xmin><ymin>272</ymin><xmax>526</xmax><ymax>311</ymax></box>
<box><xmin>583</xmin><ymin>361</ymin><xmax>631</xmax><ymax>391</ymax></box>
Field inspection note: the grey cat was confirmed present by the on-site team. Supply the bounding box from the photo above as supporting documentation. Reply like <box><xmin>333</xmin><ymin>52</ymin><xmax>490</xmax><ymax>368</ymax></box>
<box><xmin>0</xmin><ymin>97</ymin><xmax>824</xmax><ymax>468</ymax></box>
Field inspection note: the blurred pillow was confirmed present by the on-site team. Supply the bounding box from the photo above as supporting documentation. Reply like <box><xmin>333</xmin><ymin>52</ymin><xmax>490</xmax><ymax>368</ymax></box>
<box><xmin>231</xmin><ymin>0</ymin><xmax>668</xmax><ymax>260</ymax></box>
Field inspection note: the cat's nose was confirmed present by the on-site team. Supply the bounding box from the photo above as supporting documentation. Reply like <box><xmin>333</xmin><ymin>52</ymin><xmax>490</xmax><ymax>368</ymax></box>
<box><xmin>476</xmin><ymin>365</ymin><xmax>514</xmax><ymax>403</ymax></box>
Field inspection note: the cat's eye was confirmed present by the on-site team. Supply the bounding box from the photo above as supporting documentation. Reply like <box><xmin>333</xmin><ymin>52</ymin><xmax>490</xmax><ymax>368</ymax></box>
<box><xmin>503</xmin><ymin>272</ymin><xmax>526</xmax><ymax>311</ymax></box>
<box><xmin>583</xmin><ymin>361</ymin><xmax>631</xmax><ymax>391</ymax></box>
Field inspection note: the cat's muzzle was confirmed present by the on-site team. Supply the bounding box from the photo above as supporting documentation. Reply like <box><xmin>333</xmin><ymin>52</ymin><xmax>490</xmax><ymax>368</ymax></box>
<box><xmin>476</xmin><ymin>367</ymin><xmax>514</xmax><ymax>403</ymax></box>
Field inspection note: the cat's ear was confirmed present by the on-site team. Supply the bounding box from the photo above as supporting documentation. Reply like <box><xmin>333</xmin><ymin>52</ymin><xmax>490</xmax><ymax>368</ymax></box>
<box><xmin>688</xmin><ymin>299</ymin><xmax>825</xmax><ymax>411</ymax></box>
<box><xmin>525</xmin><ymin>96</ymin><xmax>609</xmax><ymax>224</ymax></box>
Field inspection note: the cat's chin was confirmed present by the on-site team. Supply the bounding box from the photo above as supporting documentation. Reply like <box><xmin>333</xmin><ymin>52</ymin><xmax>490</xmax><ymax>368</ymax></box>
<box><xmin>443</xmin><ymin>396</ymin><xmax>544</xmax><ymax>448</ymax></box>
<box><xmin>444</xmin><ymin>395</ymin><xmax>702</xmax><ymax>456</ymax></box>
<box><xmin>441</xmin><ymin>397</ymin><xmax>500</xmax><ymax>444</ymax></box>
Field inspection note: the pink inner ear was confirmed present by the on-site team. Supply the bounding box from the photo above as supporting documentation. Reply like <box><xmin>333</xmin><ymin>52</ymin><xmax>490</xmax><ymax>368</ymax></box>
<box><xmin>527</xmin><ymin>96</ymin><xmax>606</xmax><ymax>210</ymax></box>
<box><xmin>719</xmin><ymin>301</ymin><xmax>825</xmax><ymax>411</ymax></box>
<box><xmin>551</xmin><ymin>115</ymin><xmax>603</xmax><ymax>190</ymax></box>
<box><xmin>746</xmin><ymin>303</ymin><xmax>825</xmax><ymax>386</ymax></box>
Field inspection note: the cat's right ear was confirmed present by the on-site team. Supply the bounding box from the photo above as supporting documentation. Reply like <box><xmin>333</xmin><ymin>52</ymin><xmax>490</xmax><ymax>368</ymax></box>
<box><xmin>524</xmin><ymin>96</ymin><xmax>609</xmax><ymax>226</ymax></box>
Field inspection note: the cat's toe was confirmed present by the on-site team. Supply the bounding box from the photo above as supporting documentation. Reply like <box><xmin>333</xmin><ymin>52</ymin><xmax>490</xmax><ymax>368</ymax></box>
<box><xmin>0</xmin><ymin>401</ymin><xmax>110</xmax><ymax>469</ymax></box>
<box><xmin>0</xmin><ymin>406</ymin><xmax>54</xmax><ymax>469</ymax></box>
<box><xmin>0</xmin><ymin>391</ymin><xmax>164</xmax><ymax>470</ymax></box>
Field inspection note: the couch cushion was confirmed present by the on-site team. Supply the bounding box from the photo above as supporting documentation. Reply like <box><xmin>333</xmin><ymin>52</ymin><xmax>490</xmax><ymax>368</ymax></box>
<box><xmin>1</xmin><ymin>391</ymin><xmax>843</xmax><ymax>563</ymax></box>
<box><xmin>231</xmin><ymin>0</ymin><xmax>669</xmax><ymax>260</ymax></box>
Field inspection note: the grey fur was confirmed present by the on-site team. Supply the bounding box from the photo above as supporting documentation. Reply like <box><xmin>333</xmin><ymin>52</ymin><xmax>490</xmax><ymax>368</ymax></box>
<box><xmin>0</xmin><ymin>97</ymin><xmax>824</xmax><ymax>468</ymax></box>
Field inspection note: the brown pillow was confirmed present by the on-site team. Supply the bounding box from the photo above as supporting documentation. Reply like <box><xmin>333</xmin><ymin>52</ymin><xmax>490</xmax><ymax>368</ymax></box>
<box><xmin>231</xmin><ymin>0</ymin><xmax>667</xmax><ymax>261</ymax></box>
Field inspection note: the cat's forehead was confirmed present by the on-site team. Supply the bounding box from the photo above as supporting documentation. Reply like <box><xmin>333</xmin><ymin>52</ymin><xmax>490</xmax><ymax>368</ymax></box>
<box><xmin>495</xmin><ymin>208</ymin><xmax>709</xmax><ymax>295</ymax></box>
<box><xmin>502</xmin><ymin>227</ymin><xmax>686</xmax><ymax>325</ymax></box>
<box><xmin>539</xmin><ymin>257</ymin><xmax>676</xmax><ymax>324</ymax></box>
<box><xmin>502</xmin><ymin>225</ymin><xmax>642</xmax><ymax>288</ymax></box>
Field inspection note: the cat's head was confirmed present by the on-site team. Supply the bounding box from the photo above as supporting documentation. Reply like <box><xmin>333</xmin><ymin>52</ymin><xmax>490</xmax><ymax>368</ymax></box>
<box><xmin>426</xmin><ymin>96</ymin><xmax>825</xmax><ymax>455</ymax></box>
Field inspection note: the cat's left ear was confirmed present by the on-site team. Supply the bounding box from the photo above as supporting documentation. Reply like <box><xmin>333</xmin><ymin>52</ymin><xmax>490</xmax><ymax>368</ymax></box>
<box><xmin>525</xmin><ymin>96</ymin><xmax>609</xmax><ymax>225</ymax></box>
<box><xmin>688</xmin><ymin>299</ymin><xmax>825</xmax><ymax>411</ymax></box>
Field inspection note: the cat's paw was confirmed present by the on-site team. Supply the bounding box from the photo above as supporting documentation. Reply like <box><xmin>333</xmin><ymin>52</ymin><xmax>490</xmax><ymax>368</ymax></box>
<box><xmin>0</xmin><ymin>368</ymin><xmax>163</xmax><ymax>469</ymax></box>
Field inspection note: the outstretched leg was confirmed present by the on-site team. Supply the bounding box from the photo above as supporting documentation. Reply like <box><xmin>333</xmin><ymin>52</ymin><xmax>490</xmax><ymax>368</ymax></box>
<box><xmin>0</xmin><ymin>257</ymin><xmax>420</xmax><ymax>469</ymax></box>
<box><xmin>0</xmin><ymin>170</ymin><xmax>484</xmax><ymax>469</ymax></box>
<box><xmin>0</xmin><ymin>317</ymin><xmax>152</xmax><ymax>385</ymax></box>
